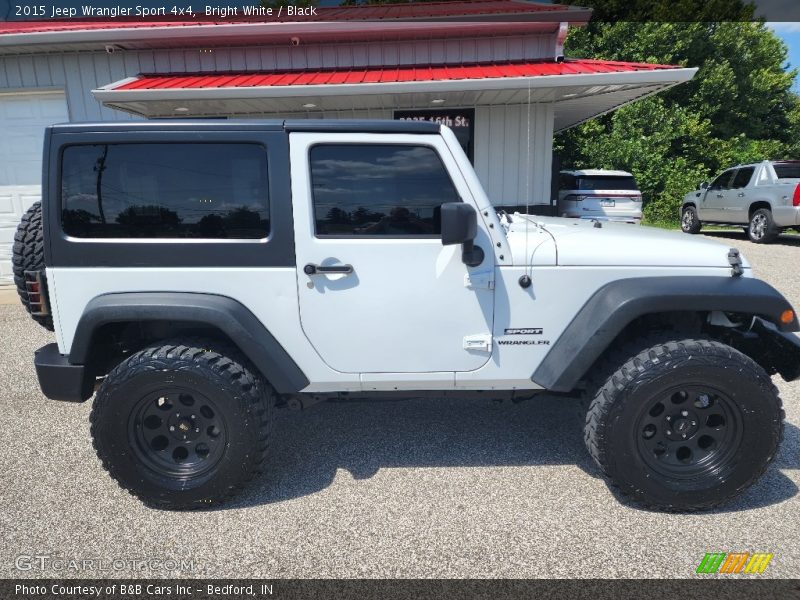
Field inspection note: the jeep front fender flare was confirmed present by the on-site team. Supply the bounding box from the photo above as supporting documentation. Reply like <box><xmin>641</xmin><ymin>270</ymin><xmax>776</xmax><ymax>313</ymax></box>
<box><xmin>532</xmin><ymin>276</ymin><xmax>799</xmax><ymax>392</ymax></box>
<box><xmin>69</xmin><ymin>292</ymin><xmax>309</xmax><ymax>394</ymax></box>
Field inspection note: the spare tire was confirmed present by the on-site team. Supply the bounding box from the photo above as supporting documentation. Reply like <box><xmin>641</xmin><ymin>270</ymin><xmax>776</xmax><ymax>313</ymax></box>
<box><xmin>12</xmin><ymin>202</ymin><xmax>54</xmax><ymax>331</ymax></box>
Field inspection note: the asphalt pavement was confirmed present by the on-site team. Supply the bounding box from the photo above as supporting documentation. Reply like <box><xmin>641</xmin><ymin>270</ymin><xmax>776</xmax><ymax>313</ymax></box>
<box><xmin>1</xmin><ymin>230</ymin><xmax>798</xmax><ymax>579</ymax></box>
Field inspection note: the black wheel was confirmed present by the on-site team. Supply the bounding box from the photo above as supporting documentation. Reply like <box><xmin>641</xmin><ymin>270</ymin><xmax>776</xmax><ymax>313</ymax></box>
<box><xmin>747</xmin><ymin>208</ymin><xmax>780</xmax><ymax>243</ymax></box>
<box><xmin>91</xmin><ymin>340</ymin><xmax>274</xmax><ymax>510</ymax></box>
<box><xmin>584</xmin><ymin>338</ymin><xmax>783</xmax><ymax>511</ymax></box>
<box><xmin>12</xmin><ymin>202</ymin><xmax>53</xmax><ymax>331</ymax></box>
<box><xmin>680</xmin><ymin>205</ymin><xmax>701</xmax><ymax>234</ymax></box>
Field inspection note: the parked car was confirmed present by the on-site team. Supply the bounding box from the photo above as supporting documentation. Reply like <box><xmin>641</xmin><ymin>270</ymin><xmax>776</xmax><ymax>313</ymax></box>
<box><xmin>557</xmin><ymin>169</ymin><xmax>642</xmax><ymax>224</ymax></box>
<box><xmin>15</xmin><ymin>120</ymin><xmax>800</xmax><ymax>512</ymax></box>
<box><xmin>681</xmin><ymin>160</ymin><xmax>800</xmax><ymax>243</ymax></box>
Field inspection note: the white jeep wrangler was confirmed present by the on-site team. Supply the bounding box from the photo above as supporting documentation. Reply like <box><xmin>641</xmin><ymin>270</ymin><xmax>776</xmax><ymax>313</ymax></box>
<box><xmin>15</xmin><ymin>120</ymin><xmax>800</xmax><ymax>511</ymax></box>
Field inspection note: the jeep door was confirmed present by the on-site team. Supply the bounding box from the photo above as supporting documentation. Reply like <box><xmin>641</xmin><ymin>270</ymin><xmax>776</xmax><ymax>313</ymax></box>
<box><xmin>289</xmin><ymin>133</ymin><xmax>495</xmax><ymax>374</ymax></box>
<box><xmin>702</xmin><ymin>169</ymin><xmax>736</xmax><ymax>221</ymax></box>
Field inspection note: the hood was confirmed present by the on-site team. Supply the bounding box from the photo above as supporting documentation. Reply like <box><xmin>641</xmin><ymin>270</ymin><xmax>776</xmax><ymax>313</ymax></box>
<box><xmin>502</xmin><ymin>214</ymin><xmax>749</xmax><ymax>269</ymax></box>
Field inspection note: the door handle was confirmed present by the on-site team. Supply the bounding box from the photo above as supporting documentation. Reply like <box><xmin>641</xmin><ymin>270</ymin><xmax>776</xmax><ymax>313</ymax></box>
<box><xmin>716</xmin><ymin>193</ymin><xmax>724</xmax><ymax>198</ymax></box>
<box><xmin>737</xmin><ymin>192</ymin><xmax>745</xmax><ymax>197</ymax></box>
<box><xmin>303</xmin><ymin>263</ymin><xmax>353</xmax><ymax>275</ymax></box>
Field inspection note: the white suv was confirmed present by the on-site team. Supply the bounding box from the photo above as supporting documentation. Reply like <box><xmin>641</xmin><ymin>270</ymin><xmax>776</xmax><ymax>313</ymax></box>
<box><xmin>557</xmin><ymin>169</ymin><xmax>643</xmax><ymax>224</ymax></box>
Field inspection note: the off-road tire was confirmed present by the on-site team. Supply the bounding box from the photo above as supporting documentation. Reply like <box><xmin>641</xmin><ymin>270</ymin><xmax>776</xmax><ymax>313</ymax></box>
<box><xmin>12</xmin><ymin>202</ymin><xmax>53</xmax><ymax>331</ymax></box>
<box><xmin>747</xmin><ymin>208</ymin><xmax>780</xmax><ymax>243</ymax></box>
<box><xmin>680</xmin><ymin>205</ymin><xmax>702</xmax><ymax>234</ymax></box>
<box><xmin>584</xmin><ymin>338</ymin><xmax>783</xmax><ymax>511</ymax></box>
<box><xmin>91</xmin><ymin>339</ymin><xmax>274</xmax><ymax>510</ymax></box>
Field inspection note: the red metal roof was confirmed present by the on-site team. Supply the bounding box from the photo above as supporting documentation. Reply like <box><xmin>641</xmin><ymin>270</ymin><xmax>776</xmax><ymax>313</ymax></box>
<box><xmin>112</xmin><ymin>59</ymin><xmax>680</xmax><ymax>91</ymax></box>
<box><xmin>0</xmin><ymin>2</ymin><xmax>586</xmax><ymax>35</ymax></box>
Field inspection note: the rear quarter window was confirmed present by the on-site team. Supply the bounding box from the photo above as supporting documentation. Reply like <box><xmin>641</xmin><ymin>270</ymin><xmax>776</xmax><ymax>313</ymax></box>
<box><xmin>774</xmin><ymin>163</ymin><xmax>800</xmax><ymax>179</ymax></box>
<box><xmin>61</xmin><ymin>143</ymin><xmax>270</xmax><ymax>239</ymax></box>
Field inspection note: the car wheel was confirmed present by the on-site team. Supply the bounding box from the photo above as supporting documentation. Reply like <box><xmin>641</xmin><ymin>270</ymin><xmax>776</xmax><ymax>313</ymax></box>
<box><xmin>680</xmin><ymin>206</ymin><xmax>702</xmax><ymax>234</ymax></box>
<box><xmin>584</xmin><ymin>338</ymin><xmax>783</xmax><ymax>511</ymax></box>
<box><xmin>91</xmin><ymin>339</ymin><xmax>274</xmax><ymax>510</ymax></box>
<box><xmin>748</xmin><ymin>208</ymin><xmax>780</xmax><ymax>243</ymax></box>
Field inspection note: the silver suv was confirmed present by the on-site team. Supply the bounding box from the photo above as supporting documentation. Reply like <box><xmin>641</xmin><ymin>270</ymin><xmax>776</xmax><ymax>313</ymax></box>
<box><xmin>557</xmin><ymin>169</ymin><xmax>642</xmax><ymax>224</ymax></box>
<box><xmin>681</xmin><ymin>160</ymin><xmax>800</xmax><ymax>243</ymax></box>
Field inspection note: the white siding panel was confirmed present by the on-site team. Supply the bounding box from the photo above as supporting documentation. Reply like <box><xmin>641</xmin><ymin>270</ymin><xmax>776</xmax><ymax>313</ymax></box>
<box><xmin>473</xmin><ymin>104</ymin><xmax>553</xmax><ymax>207</ymax></box>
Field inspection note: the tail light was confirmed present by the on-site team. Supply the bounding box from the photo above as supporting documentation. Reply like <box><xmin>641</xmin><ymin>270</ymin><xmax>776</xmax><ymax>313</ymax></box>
<box><xmin>793</xmin><ymin>183</ymin><xmax>800</xmax><ymax>207</ymax></box>
<box><xmin>563</xmin><ymin>195</ymin><xmax>587</xmax><ymax>203</ymax></box>
<box><xmin>632</xmin><ymin>195</ymin><xmax>643</xmax><ymax>203</ymax></box>
<box><xmin>24</xmin><ymin>270</ymin><xmax>50</xmax><ymax>317</ymax></box>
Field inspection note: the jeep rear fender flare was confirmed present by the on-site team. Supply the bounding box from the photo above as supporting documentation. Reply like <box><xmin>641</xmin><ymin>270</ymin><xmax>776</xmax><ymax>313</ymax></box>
<box><xmin>69</xmin><ymin>292</ymin><xmax>309</xmax><ymax>394</ymax></box>
<box><xmin>532</xmin><ymin>276</ymin><xmax>799</xmax><ymax>392</ymax></box>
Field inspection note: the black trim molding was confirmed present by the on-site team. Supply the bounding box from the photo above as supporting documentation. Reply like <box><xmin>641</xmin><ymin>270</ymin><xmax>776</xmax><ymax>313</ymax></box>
<box><xmin>533</xmin><ymin>276</ymin><xmax>799</xmax><ymax>392</ymax></box>
<box><xmin>70</xmin><ymin>292</ymin><xmax>309</xmax><ymax>394</ymax></box>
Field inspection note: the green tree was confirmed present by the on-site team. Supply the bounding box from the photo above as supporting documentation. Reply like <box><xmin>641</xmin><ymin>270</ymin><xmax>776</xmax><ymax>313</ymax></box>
<box><xmin>557</xmin><ymin>17</ymin><xmax>800</xmax><ymax>225</ymax></box>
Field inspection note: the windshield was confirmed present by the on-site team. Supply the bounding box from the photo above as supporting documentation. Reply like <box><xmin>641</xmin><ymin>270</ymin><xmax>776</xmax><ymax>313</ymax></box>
<box><xmin>574</xmin><ymin>176</ymin><xmax>639</xmax><ymax>191</ymax></box>
<box><xmin>774</xmin><ymin>163</ymin><xmax>800</xmax><ymax>179</ymax></box>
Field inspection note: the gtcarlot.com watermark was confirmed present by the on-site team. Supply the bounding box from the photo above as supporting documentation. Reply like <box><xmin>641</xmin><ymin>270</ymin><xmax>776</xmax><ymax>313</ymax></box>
<box><xmin>15</xmin><ymin>554</ymin><xmax>200</xmax><ymax>573</ymax></box>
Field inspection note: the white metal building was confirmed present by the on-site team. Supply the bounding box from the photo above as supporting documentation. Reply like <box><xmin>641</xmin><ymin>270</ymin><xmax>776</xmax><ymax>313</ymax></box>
<box><xmin>0</xmin><ymin>0</ymin><xmax>697</xmax><ymax>283</ymax></box>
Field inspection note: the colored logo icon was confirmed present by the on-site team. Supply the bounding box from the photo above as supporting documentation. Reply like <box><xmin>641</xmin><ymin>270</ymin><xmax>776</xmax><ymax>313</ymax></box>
<box><xmin>696</xmin><ymin>552</ymin><xmax>773</xmax><ymax>574</ymax></box>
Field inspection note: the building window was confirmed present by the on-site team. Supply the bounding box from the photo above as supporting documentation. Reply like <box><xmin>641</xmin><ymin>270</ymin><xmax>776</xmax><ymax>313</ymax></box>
<box><xmin>310</xmin><ymin>144</ymin><xmax>460</xmax><ymax>236</ymax></box>
<box><xmin>394</xmin><ymin>109</ymin><xmax>475</xmax><ymax>162</ymax></box>
<box><xmin>61</xmin><ymin>143</ymin><xmax>269</xmax><ymax>239</ymax></box>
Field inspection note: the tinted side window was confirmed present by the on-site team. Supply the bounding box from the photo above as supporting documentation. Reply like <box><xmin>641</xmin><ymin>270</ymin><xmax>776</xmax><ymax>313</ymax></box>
<box><xmin>61</xmin><ymin>143</ymin><xmax>269</xmax><ymax>239</ymax></box>
<box><xmin>710</xmin><ymin>170</ymin><xmax>735</xmax><ymax>190</ymax></box>
<box><xmin>559</xmin><ymin>174</ymin><xmax>576</xmax><ymax>189</ymax></box>
<box><xmin>310</xmin><ymin>144</ymin><xmax>459</xmax><ymax>236</ymax></box>
<box><xmin>732</xmin><ymin>167</ymin><xmax>754</xmax><ymax>189</ymax></box>
<box><xmin>774</xmin><ymin>163</ymin><xmax>800</xmax><ymax>179</ymax></box>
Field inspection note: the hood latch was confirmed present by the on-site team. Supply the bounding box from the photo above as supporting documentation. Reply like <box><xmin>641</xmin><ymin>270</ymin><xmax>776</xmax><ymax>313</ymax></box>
<box><xmin>728</xmin><ymin>248</ymin><xmax>744</xmax><ymax>277</ymax></box>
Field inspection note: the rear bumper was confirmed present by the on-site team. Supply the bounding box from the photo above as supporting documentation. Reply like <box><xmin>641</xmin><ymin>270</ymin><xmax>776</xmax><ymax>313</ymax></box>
<box><xmin>771</xmin><ymin>206</ymin><xmax>800</xmax><ymax>228</ymax></box>
<box><xmin>34</xmin><ymin>343</ymin><xmax>93</xmax><ymax>402</ymax></box>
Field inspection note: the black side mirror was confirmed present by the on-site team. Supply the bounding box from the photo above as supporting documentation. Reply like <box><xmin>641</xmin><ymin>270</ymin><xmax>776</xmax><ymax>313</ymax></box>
<box><xmin>441</xmin><ymin>202</ymin><xmax>484</xmax><ymax>267</ymax></box>
<box><xmin>700</xmin><ymin>181</ymin><xmax>709</xmax><ymax>190</ymax></box>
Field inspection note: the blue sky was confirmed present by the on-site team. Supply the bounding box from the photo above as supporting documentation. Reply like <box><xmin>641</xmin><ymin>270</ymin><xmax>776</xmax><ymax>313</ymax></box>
<box><xmin>768</xmin><ymin>23</ymin><xmax>800</xmax><ymax>90</ymax></box>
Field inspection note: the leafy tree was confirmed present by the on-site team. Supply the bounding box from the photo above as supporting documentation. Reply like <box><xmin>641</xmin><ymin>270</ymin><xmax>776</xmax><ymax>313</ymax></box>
<box><xmin>557</xmin><ymin>15</ymin><xmax>800</xmax><ymax>225</ymax></box>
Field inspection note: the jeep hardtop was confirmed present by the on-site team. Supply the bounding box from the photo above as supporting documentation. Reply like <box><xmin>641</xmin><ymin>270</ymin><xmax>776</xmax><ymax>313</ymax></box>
<box><xmin>15</xmin><ymin>119</ymin><xmax>800</xmax><ymax>511</ymax></box>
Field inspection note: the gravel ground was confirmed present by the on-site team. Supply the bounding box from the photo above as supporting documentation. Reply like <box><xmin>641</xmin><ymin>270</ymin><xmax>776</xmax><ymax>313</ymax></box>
<box><xmin>1</xmin><ymin>229</ymin><xmax>799</xmax><ymax>580</ymax></box>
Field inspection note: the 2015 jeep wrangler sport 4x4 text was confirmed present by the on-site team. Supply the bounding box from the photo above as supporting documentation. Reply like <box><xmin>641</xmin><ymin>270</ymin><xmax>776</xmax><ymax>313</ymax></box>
<box><xmin>15</xmin><ymin>120</ymin><xmax>800</xmax><ymax>511</ymax></box>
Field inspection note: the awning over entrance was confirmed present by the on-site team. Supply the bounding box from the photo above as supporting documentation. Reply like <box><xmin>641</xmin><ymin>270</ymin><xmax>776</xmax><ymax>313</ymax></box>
<box><xmin>93</xmin><ymin>58</ymin><xmax>697</xmax><ymax>131</ymax></box>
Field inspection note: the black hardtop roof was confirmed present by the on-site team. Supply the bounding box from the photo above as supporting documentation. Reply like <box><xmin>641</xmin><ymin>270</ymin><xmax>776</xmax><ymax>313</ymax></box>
<box><xmin>48</xmin><ymin>119</ymin><xmax>441</xmax><ymax>134</ymax></box>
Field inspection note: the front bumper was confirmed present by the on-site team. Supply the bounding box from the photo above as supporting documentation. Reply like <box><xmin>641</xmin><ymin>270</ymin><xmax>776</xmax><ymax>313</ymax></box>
<box><xmin>741</xmin><ymin>318</ymin><xmax>800</xmax><ymax>382</ymax></box>
<box><xmin>34</xmin><ymin>343</ymin><xmax>93</xmax><ymax>402</ymax></box>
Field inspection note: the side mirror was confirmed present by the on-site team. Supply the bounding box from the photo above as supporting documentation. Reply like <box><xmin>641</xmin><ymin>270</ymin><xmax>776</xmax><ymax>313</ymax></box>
<box><xmin>440</xmin><ymin>202</ymin><xmax>484</xmax><ymax>267</ymax></box>
<box><xmin>441</xmin><ymin>202</ymin><xmax>476</xmax><ymax>245</ymax></box>
<box><xmin>700</xmin><ymin>181</ymin><xmax>709</xmax><ymax>190</ymax></box>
